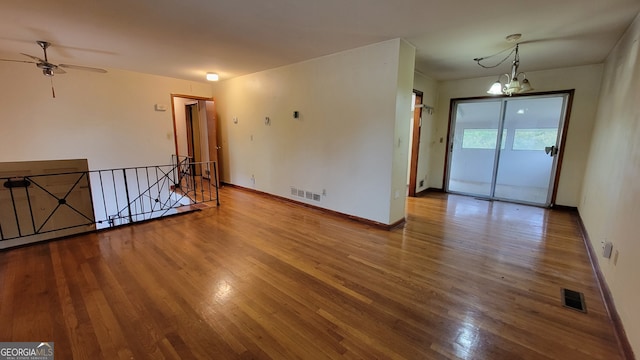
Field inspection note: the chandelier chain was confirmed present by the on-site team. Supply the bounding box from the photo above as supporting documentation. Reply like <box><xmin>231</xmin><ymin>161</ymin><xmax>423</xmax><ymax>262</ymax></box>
<box><xmin>474</xmin><ymin>46</ymin><xmax>517</xmax><ymax>69</ymax></box>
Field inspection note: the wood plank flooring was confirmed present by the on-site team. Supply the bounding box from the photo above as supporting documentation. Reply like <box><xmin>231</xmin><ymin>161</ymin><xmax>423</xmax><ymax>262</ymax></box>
<box><xmin>0</xmin><ymin>187</ymin><xmax>623</xmax><ymax>359</ymax></box>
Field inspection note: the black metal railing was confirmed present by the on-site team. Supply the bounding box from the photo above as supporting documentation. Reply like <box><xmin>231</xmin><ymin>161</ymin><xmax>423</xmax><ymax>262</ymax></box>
<box><xmin>0</xmin><ymin>158</ymin><xmax>219</xmax><ymax>245</ymax></box>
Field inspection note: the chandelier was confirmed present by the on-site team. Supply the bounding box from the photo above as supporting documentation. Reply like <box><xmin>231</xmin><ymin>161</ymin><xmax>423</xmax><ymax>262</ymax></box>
<box><xmin>474</xmin><ymin>35</ymin><xmax>534</xmax><ymax>96</ymax></box>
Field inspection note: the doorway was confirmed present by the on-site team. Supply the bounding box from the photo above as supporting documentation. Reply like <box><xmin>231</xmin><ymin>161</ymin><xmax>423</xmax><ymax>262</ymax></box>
<box><xmin>171</xmin><ymin>95</ymin><xmax>220</xmax><ymax>187</ymax></box>
<box><xmin>185</xmin><ymin>103</ymin><xmax>202</xmax><ymax>176</ymax></box>
<box><xmin>445</xmin><ymin>92</ymin><xmax>572</xmax><ymax>206</ymax></box>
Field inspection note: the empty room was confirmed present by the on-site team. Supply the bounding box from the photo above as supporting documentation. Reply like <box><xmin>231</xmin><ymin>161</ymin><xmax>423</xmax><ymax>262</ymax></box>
<box><xmin>0</xmin><ymin>1</ymin><xmax>639</xmax><ymax>359</ymax></box>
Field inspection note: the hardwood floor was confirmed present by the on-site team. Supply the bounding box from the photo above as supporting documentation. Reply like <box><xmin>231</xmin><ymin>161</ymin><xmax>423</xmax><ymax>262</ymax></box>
<box><xmin>0</xmin><ymin>187</ymin><xmax>622</xmax><ymax>359</ymax></box>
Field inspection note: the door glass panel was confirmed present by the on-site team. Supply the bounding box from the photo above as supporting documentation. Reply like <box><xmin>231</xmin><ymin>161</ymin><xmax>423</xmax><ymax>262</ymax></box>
<box><xmin>462</xmin><ymin>129</ymin><xmax>507</xmax><ymax>149</ymax></box>
<box><xmin>448</xmin><ymin>101</ymin><xmax>502</xmax><ymax>196</ymax></box>
<box><xmin>494</xmin><ymin>97</ymin><xmax>564</xmax><ymax>204</ymax></box>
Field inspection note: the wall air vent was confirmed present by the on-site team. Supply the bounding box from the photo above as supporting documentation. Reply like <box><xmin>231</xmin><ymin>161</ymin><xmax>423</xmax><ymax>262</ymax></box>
<box><xmin>290</xmin><ymin>186</ymin><xmax>322</xmax><ymax>202</ymax></box>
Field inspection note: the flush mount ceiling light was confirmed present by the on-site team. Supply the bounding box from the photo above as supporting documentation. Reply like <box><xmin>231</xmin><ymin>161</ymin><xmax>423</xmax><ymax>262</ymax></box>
<box><xmin>474</xmin><ymin>34</ymin><xmax>534</xmax><ymax>96</ymax></box>
<box><xmin>206</xmin><ymin>72</ymin><xmax>219</xmax><ymax>81</ymax></box>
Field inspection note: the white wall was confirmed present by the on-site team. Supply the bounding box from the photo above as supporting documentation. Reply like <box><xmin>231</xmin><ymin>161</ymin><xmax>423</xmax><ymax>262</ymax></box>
<box><xmin>389</xmin><ymin>40</ymin><xmax>416</xmax><ymax>223</ymax></box>
<box><xmin>580</xmin><ymin>13</ymin><xmax>640</xmax><ymax>355</ymax></box>
<box><xmin>214</xmin><ymin>39</ymin><xmax>415</xmax><ymax>225</ymax></box>
<box><xmin>0</xmin><ymin>64</ymin><xmax>212</xmax><ymax>169</ymax></box>
<box><xmin>430</xmin><ymin>64</ymin><xmax>603</xmax><ymax>206</ymax></box>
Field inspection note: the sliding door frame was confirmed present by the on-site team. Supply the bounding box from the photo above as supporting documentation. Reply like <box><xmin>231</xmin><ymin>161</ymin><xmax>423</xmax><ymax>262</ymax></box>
<box><xmin>443</xmin><ymin>89</ymin><xmax>575</xmax><ymax>207</ymax></box>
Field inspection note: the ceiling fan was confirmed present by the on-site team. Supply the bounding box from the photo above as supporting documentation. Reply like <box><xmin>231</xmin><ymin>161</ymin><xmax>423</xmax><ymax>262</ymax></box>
<box><xmin>0</xmin><ymin>40</ymin><xmax>107</xmax><ymax>97</ymax></box>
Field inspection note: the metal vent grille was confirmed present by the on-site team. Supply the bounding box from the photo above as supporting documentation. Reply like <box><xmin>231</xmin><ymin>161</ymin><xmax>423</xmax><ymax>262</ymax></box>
<box><xmin>561</xmin><ymin>288</ymin><xmax>587</xmax><ymax>313</ymax></box>
<box><xmin>290</xmin><ymin>186</ymin><xmax>321</xmax><ymax>202</ymax></box>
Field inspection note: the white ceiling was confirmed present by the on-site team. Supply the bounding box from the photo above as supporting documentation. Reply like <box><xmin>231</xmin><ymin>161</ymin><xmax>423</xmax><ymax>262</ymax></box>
<box><xmin>1</xmin><ymin>0</ymin><xmax>639</xmax><ymax>83</ymax></box>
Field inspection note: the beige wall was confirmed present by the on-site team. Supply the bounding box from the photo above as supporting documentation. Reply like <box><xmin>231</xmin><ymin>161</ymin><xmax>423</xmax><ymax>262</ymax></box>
<box><xmin>0</xmin><ymin>65</ymin><xmax>212</xmax><ymax>169</ymax></box>
<box><xmin>580</xmin><ymin>13</ymin><xmax>640</xmax><ymax>355</ymax></box>
<box><xmin>213</xmin><ymin>39</ymin><xmax>415</xmax><ymax>225</ymax></box>
<box><xmin>430</xmin><ymin>64</ymin><xmax>603</xmax><ymax>206</ymax></box>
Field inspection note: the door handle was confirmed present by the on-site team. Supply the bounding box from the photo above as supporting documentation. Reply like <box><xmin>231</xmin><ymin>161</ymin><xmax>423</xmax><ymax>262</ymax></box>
<box><xmin>545</xmin><ymin>145</ymin><xmax>558</xmax><ymax>157</ymax></box>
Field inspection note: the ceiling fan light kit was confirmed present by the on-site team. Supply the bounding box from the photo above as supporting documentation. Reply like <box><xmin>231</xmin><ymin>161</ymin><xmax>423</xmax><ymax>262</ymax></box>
<box><xmin>0</xmin><ymin>40</ymin><xmax>107</xmax><ymax>97</ymax></box>
<box><xmin>475</xmin><ymin>34</ymin><xmax>534</xmax><ymax>96</ymax></box>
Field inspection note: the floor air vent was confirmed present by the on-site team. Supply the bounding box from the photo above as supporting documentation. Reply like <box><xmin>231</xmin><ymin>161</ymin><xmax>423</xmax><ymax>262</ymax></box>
<box><xmin>561</xmin><ymin>288</ymin><xmax>587</xmax><ymax>313</ymax></box>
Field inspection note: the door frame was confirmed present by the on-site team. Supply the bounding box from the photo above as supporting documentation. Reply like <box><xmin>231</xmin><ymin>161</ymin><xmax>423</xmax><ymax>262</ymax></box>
<box><xmin>408</xmin><ymin>90</ymin><xmax>423</xmax><ymax>197</ymax></box>
<box><xmin>442</xmin><ymin>89</ymin><xmax>574</xmax><ymax>206</ymax></box>
<box><xmin>170</xmin><ymin>94</ymin><xmax>220</xmax><ymax>187</ymax></box>
<box><xmin>185</xmin><ymin>103</ymin><xmax>202</xmax><ymax>173</ymax></box>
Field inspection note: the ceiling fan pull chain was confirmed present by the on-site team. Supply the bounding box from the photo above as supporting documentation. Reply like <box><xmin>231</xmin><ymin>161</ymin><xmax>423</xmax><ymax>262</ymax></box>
<box><xmin>50</xmin><ymin>77</ymin><xmax>56</xmax><ymax>98</ymax></box>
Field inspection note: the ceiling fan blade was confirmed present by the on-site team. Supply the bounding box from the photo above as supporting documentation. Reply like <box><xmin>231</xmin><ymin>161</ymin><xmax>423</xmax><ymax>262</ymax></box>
<box><xmin>0</xmin><ymin>58</ymin><xmax>36</xmax><ymax>64</ymax></box>
<box><xmin>53</xmin><ymin>67</ymin><xmax>66</xmax><ymax>74</ymax></box>
<box><xmin>59</xmin><ymin>64</ymin><xmax>107</xmax><ymax>73</ymax></box>
<box><xmin>20</xmin><ymin>53</ymin><xmax>45</xmax><ymax>62</ymax></box>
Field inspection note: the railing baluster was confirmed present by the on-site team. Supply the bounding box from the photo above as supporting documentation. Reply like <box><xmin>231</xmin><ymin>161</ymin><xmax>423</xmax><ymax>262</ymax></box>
<box><xmin>213</xmin><ymin>162</ymin><xmax>220</xmax><ymax>206</ymax></box>
<box><xmin>145</xmin><ymin>167</ymin><xmax>152</xmax><ymax>217</ymax></box>
<box><xmin>135</xmin><ymin>168</ymin><xmax>142</xmax><ymax>221</ymax></box>
<box><xmin>207</xmin><ymin>165</ymin><xmax>212</xmax><ymax>202</ymax></box>
<box><xmin>85</xmin><ymin>172</ymin><xmax>98</xmax><ymax>226</ymax></box>
<box><xmin>122</xmin><ymin>169</ymin><xmax>133</xmax><ymax>223</ymax></box>
<box><xmin>24</xmin><ymin>177</ymin><xmax>37</xmax><ymax>234</ymax></box>
<box><xmin>111</xmin><ymin>170</ymin><xmax>119</xmax><ymax>223</ymax></box>
<box><xmin>7</xmin><ymin>183</ymin><xmax>22</xmax><ymax>238</ymax></box>
<box><xmin>98</xmin><ymin>171</ymin><xmax>108</xmax><ymax>226</ymax></box>
<box><xmin>155</xmin><ymin>166</ymin><xmax>161</xmax><ymax>210</ymax></box>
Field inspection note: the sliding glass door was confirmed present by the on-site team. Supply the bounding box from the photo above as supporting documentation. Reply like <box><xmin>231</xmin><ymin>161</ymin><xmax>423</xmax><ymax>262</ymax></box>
<box><xmin>446</xmin><ymin>94</ymin><xmax>569</xmax><ymax>206</ymax></box>
<box><xmin>448</xmin><ymin>101</ymin><xmax>503</xmax><ymax>197</ymax></box>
